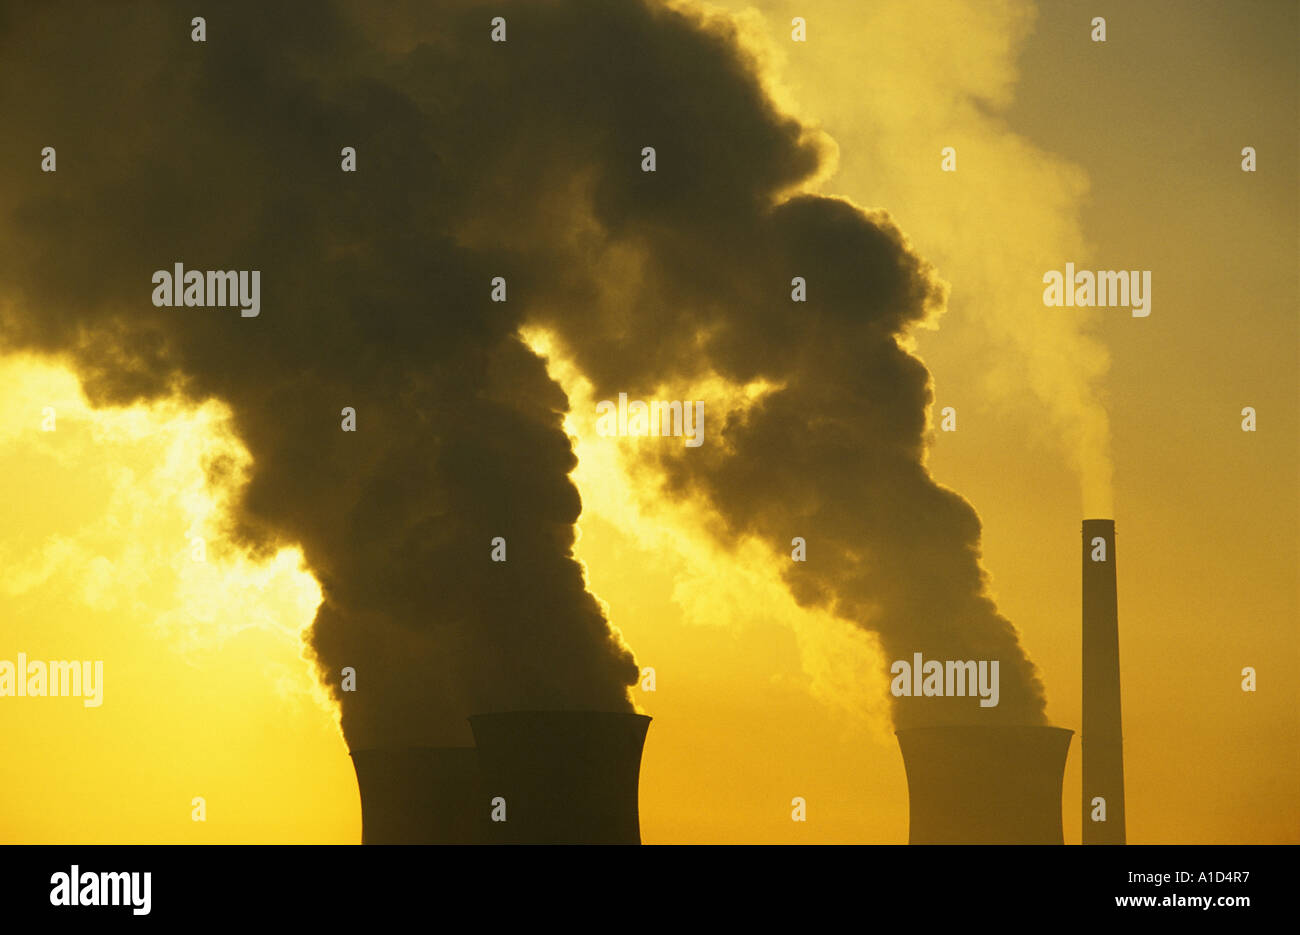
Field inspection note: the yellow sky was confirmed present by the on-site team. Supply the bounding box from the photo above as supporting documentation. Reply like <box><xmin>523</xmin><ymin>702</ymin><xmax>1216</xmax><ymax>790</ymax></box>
<box><xmin>2</xmin><ymin>0</ymin><xmax>1295</xmax><ymax>843</ymax></box>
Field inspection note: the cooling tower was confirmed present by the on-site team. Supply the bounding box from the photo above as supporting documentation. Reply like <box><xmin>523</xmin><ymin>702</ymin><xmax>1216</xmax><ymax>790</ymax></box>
<box><xmin>350</xmin><ymin>746</ymin><xmax>485</xmax><ymax>844</ymax></box>
<box><xmin>469</xmin><ymin>711</ymin><xmax>652</xmax><ymax>844</ymax></box>
<box><xmin>896</xmin><ymin>725</ymin><xmax>1073</xmax><ymax>844</ymax></box>
<box><xmin>1082</xmin><ymin>518</ymin><xmax>1126</xmax><ymax>844</ymax></box>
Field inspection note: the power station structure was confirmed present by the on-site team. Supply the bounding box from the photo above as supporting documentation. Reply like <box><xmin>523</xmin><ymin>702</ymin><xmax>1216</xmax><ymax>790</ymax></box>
<box><xmin>351</xmin><ymin>521</ymin><xmax>1127</xmax><ymax>845</ymax></box>
<box><xmin>350</xmin><ymin>746</ymin><xmax>483</xmax><ymax>844</ymax></box>
<box><xmin>471</xmin><ymin>711</ymin><xmax>652</xmax><ymax>844</ymax></box>
<box><xmin>1082</xmin><ymin>518</ymin><xmax>1126</xmax><ymax>844</ymax></box>
<box><xmin>896</xmin><ymin>725</ymin><xmax>1073</xmax><ymax>843</ymax></box>
<box><xmin>350</xmin><ymin>712</ymin><xmax>651</xmax><ymax>845</ymax></box>
<box><xmin>896</xmin><ymin>518</ymin><xmax>1128</xmax><ymax>845</ymax></box>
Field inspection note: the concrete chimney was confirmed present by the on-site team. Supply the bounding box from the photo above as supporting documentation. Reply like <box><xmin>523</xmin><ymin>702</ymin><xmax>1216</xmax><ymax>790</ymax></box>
<box><xmin>1082</xmin><ymin>518</ymin><xmax>1126</xmax><ymax>844</ymax></box>
<box><xmin>896</xmin><ymin>725</ymin><xmax>1073</xmax><ymax>844</ymax></box>
<box><xmin>469</xmin><ymin>711</ymin><xmax>652</xmax><ymax>844</ymax></box>
<box><xmin>350</xmin><ymin>746</ymin><xmax>484</xmax><ymax>844</ymax></box>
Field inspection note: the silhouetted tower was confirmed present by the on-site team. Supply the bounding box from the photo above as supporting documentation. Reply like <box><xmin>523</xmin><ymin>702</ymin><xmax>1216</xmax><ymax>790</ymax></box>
<box><xmin>1082</xmin><ymin>518</ymin><xmax>1126</xmax><ymax>844</ymax></box>
<box><xmin>469</xmin><ymin>711</ymin><xmax>651</xmax><ymax>844</ymax></box>
<box><xmin>350</xmin><ymin>746</ymin><xmax>485</xmax><ymax>844</ymax></box>
<box><xmin>896</xmin><ymin>725</ymin><xmax>1073</xmax><ymax>844</ymax></box>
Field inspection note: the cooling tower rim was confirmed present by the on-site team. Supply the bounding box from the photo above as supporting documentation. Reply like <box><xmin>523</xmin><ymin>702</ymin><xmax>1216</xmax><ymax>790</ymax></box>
<box><xmin>894</xmin><ymin>725</ymin><xmax>1074</xmax><ymax>738</ymax></box>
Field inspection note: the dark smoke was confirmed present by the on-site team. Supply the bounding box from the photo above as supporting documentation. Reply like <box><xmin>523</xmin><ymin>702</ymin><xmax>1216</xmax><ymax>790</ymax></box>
<box><xmin>0</xmin><ymin>0</ymin><xmax>641</xmax><ymax>748</ymax></box>
<box><xmin>0</xmin><ymin>0</ymin><xmax>1047</xmax><ymax>735</ymax></box>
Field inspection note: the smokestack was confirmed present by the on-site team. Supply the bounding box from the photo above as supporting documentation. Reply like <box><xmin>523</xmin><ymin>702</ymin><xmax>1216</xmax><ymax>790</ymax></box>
<box><xmin>1082</xmin><ymin>518</ymin><xmax>1126</xmax><ymax>844</ymax></box>
<box><xmin>469</xmin><ymin>712</ymin><xmax>651</xmax><ymax>844</ymax></box>
<box><xmin>896</xmin><ymin>726</ymin><xmax>1073</xmax><ymax>844</ymax></box>
<box><xmin>350</xmin><ymin>747</ymin><xmax>485</xmax><ymax>844</ymax></box>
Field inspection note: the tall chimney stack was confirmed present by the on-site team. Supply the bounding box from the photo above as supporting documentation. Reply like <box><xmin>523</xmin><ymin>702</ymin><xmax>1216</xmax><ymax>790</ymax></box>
<box><xmin>350</xmin><ymin>747</ymin><xmax>485</xmax><ymax>844</ymax></box>
<box><xmin>469</xmin><ymin>711</ymin><xmax>651</xmax><ymax>844</ymax></box>
<box><xmin>896</xmin><ymin>725</ymin><xmax>1073</xmax><ymax>844</ymax></box>
<box><xmin>1082</xmin><ymin>518</ymin><xmax>1126</xmax><ymax>844</ymax></box>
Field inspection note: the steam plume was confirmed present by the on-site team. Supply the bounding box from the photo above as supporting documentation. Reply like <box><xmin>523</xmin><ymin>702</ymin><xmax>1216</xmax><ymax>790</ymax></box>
<box><xmin>0</xmin><ymin>0</ymin><xmax>641</xmax><ymax>748</ymax></box>
<box><xmin>0</xmin><ymin>0</ymin><xmax>1046</xmax><ymax>732</ymax></box>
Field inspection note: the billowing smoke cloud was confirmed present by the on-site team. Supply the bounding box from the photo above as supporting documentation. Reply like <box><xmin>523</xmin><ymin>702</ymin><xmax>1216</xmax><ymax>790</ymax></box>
<box><xmin>0</xmin><ymin>0</ymin><xmax>643</xmax><ymax>748</ymax></box>
<box><xmin>0</xmin><ymin>0</ymin><xmax>1045</xmax><ymax>735</ymax></box>
<box><xmin>726</xmin><ymin>0</ymin><xmax>1113</xmax><ymax>517</ymax></box>
<box><xmin>374</xmin><ymin>0</ymin><xmax>1046</xmax><ymax>725</ymax></box>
